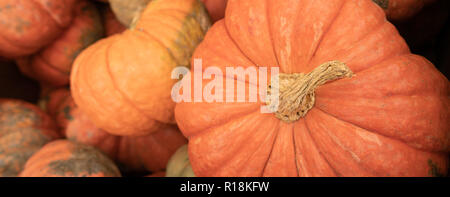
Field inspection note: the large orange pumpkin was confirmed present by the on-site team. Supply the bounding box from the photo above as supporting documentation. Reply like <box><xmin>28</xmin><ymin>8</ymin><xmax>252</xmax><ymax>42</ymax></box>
<box><xmin>47</xmin><ymin>88</ymin><xmax>187</xmax><ymax>172</ymax></box>
<box><xmin>71</xmin><ymin>0</ymin><xmax>211</xmax><ymax>136</ymax></box>
<box><xmin>0</xmin><ymin>99</ymin><xmax>60</xmax><ymax>177</ymax></box>
<box><xmin>372</xmin><ymin>0</ymin><xmax>436</xmax><ymax>21</ymax></box>
<box><xmin>175</xmin><ymin>0</ymin><xmax>450</xmax><ymax>177</ymax></box>
<box><xmin>0</xmin><ymin>0</ymin><xmax>76</xmax><ymax>59</ymax></box>
<box><xmin>16</xmin><ymin>0</ymin><xmax>104</xmax><ymax>87</ymax></box>
<box><xmin>19</xmin><ymin>140</ymin><xmax>121</xmax><ymax>177</ymax></box>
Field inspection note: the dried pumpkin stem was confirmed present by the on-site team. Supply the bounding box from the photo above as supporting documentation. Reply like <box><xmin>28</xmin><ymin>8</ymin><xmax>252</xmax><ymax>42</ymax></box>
<box><xmin>267</xmin><ymin>61</ymin><xmax>353</xmax><ymax>123</ymax></box>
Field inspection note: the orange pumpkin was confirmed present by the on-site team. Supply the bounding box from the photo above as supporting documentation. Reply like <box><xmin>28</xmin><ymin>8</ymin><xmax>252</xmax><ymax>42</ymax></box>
<box><xmin>372</xmin><ymin>0</ymin><xmax>436</xmax><ymax>21</ymax></box>
<box><xmin>16</xmin><ymin>0</ymin><xmax>104</xmax><ymax>87</ymax></box>
<box><xmin>47</xmin><ymin>88</ymin><xmax>188</xmax><ymax>172</ymax></box>
<box><xmin>71</xmin><ymin>0</ymin><xmax>211</xmax><ymax>136</ymax></box>
<box><xmin>19</xmin><ymin>140</ymin><xmax>121</xmax><ymax>177</ymax></box>
<box><xmin>175</xmin><ymin>0</ymin><xmax>450</xmax><ymax>177</ymax></box>
<box><xmin>0</xmin><ymin>99</ymin><xmax>60</xmax><ymax>176</ymax></box>
<box><xmin>0</xmin><ymin>0</ymin><xmax>76</xmax><ymax>59</ymax></box>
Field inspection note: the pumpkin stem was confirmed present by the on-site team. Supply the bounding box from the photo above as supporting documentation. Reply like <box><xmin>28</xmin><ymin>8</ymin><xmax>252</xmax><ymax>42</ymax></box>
<box><xmin>267</xmin><ymin>61</ymin><xmax>353</xmax><ymax>123</ymax></box>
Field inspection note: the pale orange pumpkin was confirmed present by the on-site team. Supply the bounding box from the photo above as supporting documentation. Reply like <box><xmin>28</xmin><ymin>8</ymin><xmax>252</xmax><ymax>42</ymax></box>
<box><xmin>71</xmin><ymin>0</ymin><xmax>211</xmax><ymax>136</ymax></box>
<box><xmin>175</xmin><ymin>0</ymin><xmax>450</xmax><ymax>177</ymax></box>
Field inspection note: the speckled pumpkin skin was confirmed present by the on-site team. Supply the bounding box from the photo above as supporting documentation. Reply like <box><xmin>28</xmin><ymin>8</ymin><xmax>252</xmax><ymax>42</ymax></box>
<box><xmin>16</xmin><ymin>0</ymin><xmax>104</xmax><ymax>87</ymax></box>
<box><xmin>0</xmin><ymin>0</ymin><xmax>76</xmax><ymax>58</ymax></box>
<box><xmin>19</xmin><ymin>140</ymin><xmax>121</xmax><ymax>177</ymax></box>
<box><xmin>0</xmin><ymin>99</ymin><xmax>60</xmax><ymax>177</ymax></box>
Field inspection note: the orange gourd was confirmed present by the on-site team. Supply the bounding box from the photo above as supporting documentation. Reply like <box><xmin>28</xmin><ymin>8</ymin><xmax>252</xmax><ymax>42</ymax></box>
<box><xmin>71</xmin><ymin>0</ymin><xmax>211</xmax><ymax>136</ymax></box>
<box><xmin>46</xmin><ymin>88</ymin><xmax>187</xmax><ymax>172</ymax></box>
<box><xmin>16</xmin><ymin>0</ymin><xmax>104</xmax><ymax>87</ymax></box>
<box><xmin>175</xmin><ymin>0</ymin><xmax>450</xmax><ymax>177</ymax></box>
<box><xmin>373</xmin><ymin>0</ymin><xmax>436</xmax><ymax>21</ymax></box>
<box><xmin>0</xmin><ymin>0</ymin><xmax>76</xmax><ymax>59</ymax></box>
<box><xmin>19</xmin><ymin>140</ymin><xmax>121</xmax><ymax>177</ymax></box>
<box><xmin>0</xmin><ymin>99</ymin><xmax>60</xmax><ymax>176</ymax></box>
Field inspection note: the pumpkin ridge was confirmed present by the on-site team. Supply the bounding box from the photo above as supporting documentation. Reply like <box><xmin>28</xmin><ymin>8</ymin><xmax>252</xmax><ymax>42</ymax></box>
<box><xmin>315</xmin><ymin>106</ymin><xmax>448</xmax><ymax>160</ymax></box>
<box><xmin>74</xmin><ymin>39</ymin><xmax>133</xmax><ymax>132</ymax></box>
<box><xmin>306</xmin><ymin>1</ymin><xmax>346</xmax><ymax>67</ymax></box>
<box><xmin>260</xmin><ymin>121</ymin><xmax>281</xmax><ymax>177</ymax></box>
<box><xmin>303</xmin><ymin>114</ymin><xmax>342</xmax><ymax>177</ymax></box>
<box><xmin>290</xmin><ymin>122</ymin><xmax>301</xmax><ymax>176</ymax></box>
<box><xmin>103</xmin><ymin>35</ymin><xmax>170</xmax><ymax>126</ymax></box>
<box><xmin>313</xmin><ymin>107</ymin><xmax>409</xmax><ymax>150</ymax></box>
<box><xmin>217</xmin><ymin>115</ymin><xmax>280</xmax><ymax>177</ymax></box>
<box><xmin>142</xmin><ymin>12</ymin><xmax>197</xmax><ymax>57</ymax></box>
<box><xmin>132</xmin><ymin>28</ymin><xmax>182</xmax><ymax>68</ymax></box>
<box><xmin>33</xmin><ymin>53</ymin><xmax>68</xmax><ymax>74</ymax></box>
<box><xmin>293</xmin><ymin>120</ymin><xmax>337</xmax><ymax>176</ymax></box>
<box><xmin>189</xmin><ymin>111</ymin><xmax>271</xmax><ymax>176</ymax></box>
<box><xmin>223</xmin><ymin>21</ymin><xmax>258</xmax><ymax>67</ymax></box>
<box><xmin>265</xmin><ymin>0</ymin><xmax>280</xmax><ymax>67</ymax></box>
<box><xmin>315</xmin><ymin>113</ymin><xmax>379</xmax><ymax>176</ymax></box>
<box><xmin>184</xmin><ymin>105</ymin><xmax>260</xmax><ymax>139</ymax></box>
<box><xmin>310</xmin><ymin>20</ymin><xmax>390</xmax><ymax>74</ymax></box>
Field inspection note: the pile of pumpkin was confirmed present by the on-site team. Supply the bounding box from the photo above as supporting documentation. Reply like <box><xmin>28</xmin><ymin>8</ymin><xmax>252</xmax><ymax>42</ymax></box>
<box><xmin>0</xmin><ymin>0</ymin><xmax>448</xmax><ymax>177</ymax></box>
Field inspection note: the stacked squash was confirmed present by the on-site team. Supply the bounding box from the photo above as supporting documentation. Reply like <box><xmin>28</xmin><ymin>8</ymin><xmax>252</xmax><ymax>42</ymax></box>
<box><xmin>0</xmin><ymin>0</ymin><xmax>448</xmax><ymax>177</ymax></box>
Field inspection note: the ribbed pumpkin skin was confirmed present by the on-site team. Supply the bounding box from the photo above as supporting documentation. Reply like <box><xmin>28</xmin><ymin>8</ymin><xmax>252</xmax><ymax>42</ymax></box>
<box><xmin>175</xmin><ymin>0</ymin><xmax>450</xmax><ymax>177</ymax></box>
<box><xmin>47</xmin><ymin>89</ymin><xmax>188</xmax><ymax>172</ymax></box>
<box><xmin>16</xmin><ymin>0</ymin><xmax>104</xmax><ymax>87</ymax></box>
<box><xmin>373</xmin><ymin>0</ymin><xmax>436</xmax><ymax>21</ymax></box>
<box><xmin>19</xmin><ymin>140</ymin><xmax>121</xmax><ymax>177</ymax></box>
<box><xmin>71</xmin><ymin>0</ymin><xmax>211</xmax><ymax>136</ymax></box>
<box><xmin>0</xmin><ymin>0</ymin><xmax>76</xmax><ymax>58</ymax></box>
<box><xmin>0</xmin><ymin>100</ymin><xmax>60</xmax><ymax>177</ymax></box>
<box><xmin>166</xmin><ymin>145</ymin><xmax>195</xmax><ymax>177</ymax></box>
